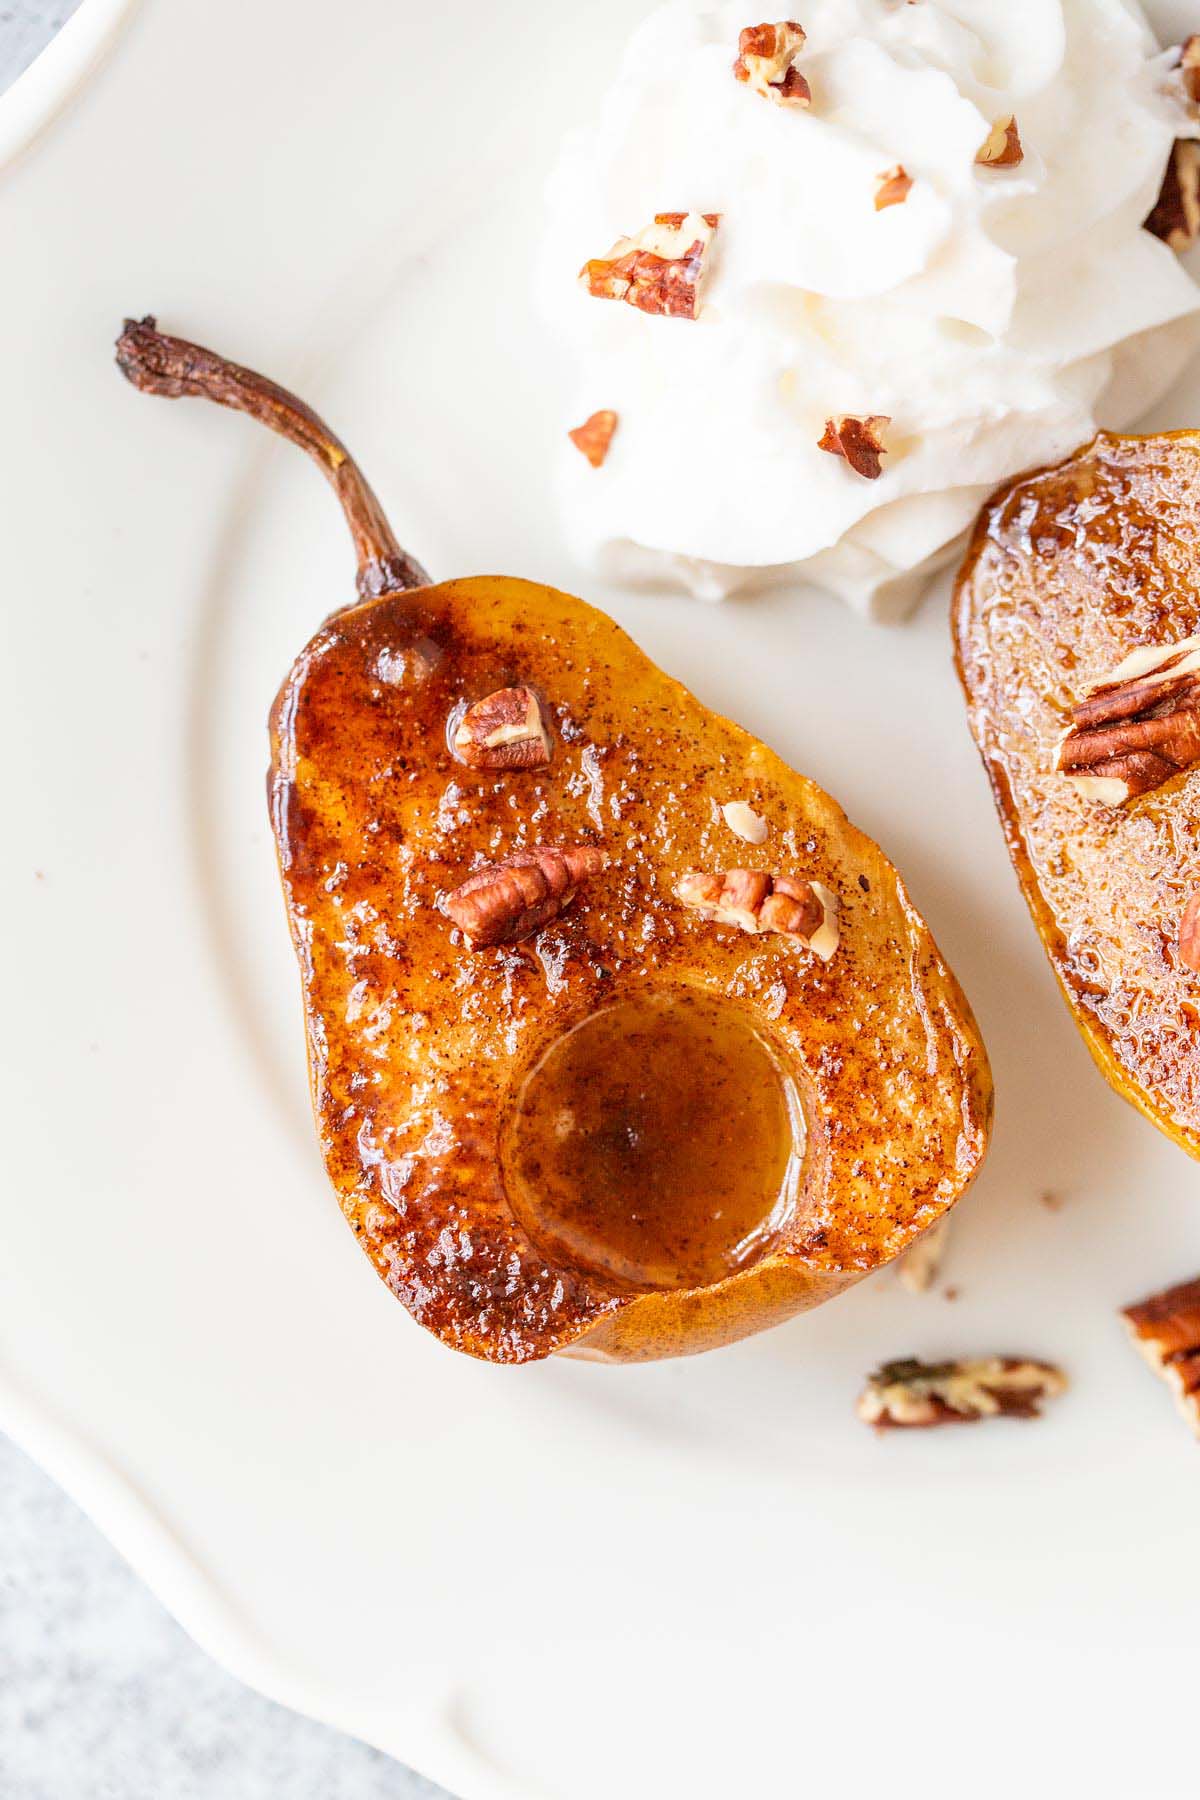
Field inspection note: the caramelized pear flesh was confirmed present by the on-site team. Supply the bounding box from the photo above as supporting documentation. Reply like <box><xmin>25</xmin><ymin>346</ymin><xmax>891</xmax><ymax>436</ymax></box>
<box><xmin>118</xmin><ymin>318</ymin><xmax>992</xmax><ymax>1364</ymax></box>
<box><xmin>955</xmin><ymin>431</ymin><xmax>1200</xmax><ymax>1157</ymax></box>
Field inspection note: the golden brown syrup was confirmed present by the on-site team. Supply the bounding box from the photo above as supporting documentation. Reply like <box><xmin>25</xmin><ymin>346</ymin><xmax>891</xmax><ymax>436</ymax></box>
<box><xmin>501</xmin><ymin>989</ymin><xmax>801</xmax><ymax>1293</ymax></box>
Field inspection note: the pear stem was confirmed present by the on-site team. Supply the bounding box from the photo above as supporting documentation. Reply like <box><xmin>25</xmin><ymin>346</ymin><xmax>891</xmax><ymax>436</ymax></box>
<box><xmin>115</xmin><ymin>316</ymin><xmax>430</xmax><ymax>599</ymax></box>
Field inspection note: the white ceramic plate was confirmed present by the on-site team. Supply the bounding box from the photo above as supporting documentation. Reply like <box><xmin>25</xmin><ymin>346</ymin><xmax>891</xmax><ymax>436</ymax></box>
<box><xmin>4</xmin><ymin>4</ymin><xmax>1200</xmax><ymax>1796</ymax></box>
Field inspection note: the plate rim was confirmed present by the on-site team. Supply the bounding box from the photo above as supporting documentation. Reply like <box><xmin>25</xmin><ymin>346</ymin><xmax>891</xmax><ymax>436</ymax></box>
<box><xmin>0</xmin><ymin>0</ymin><xmax>141</xmax><ymax>172</ymax></box>
<box><xmin>0</xmin><ymin>1376</ymin><xmax>513</xmax><ymax>1795</ymax></box>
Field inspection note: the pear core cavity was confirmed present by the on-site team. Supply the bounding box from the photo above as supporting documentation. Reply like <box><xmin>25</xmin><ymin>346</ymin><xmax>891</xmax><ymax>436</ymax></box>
<box><xmin>502</xmin><ymin>989</ymin><xmax>802</xmax><ymax>1293</ymax></box>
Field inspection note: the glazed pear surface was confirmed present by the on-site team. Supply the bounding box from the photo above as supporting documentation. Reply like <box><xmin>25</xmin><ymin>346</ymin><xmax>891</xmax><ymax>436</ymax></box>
<box><xmin>119</xmin><ymin>318</ymin><xmax>991</xmax><ymax>1364</ymax></box>
<box><xmin>955</xmin><ymin>431</ymin><xmax>1200</xmax><ymax>1158</ymax></box>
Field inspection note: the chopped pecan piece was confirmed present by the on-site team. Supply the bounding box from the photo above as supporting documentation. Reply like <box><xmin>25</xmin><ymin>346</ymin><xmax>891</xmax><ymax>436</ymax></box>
<box><xmin>857</xmin><ymin>1357</ymin><xmax>1067</xmax><ymax>1430</ymax></box>
<box><xmin>874</xmin><ymin>164</ymin><xmax>913</xmax><ymax>210</ymax></box>
<box><xmin>818</xmin><ymin>414</ymin><xmax>890</xmax><ymax>480</ymax></box>
<box><xmin>580</xmin><ymin>213</ymin><xmax>721</xmax><ymax>321</ymax></box>
<box><xmin>1123</xmin><ymin>1276</ymin><xmax>1200</xmax><ymax>1436</ymax></box>
<box><xmin>733</xmin><ymin>21</ymin><xmax>811</xmax><ymax>106</ymax></box>
<box><xmin>1145</xmin><ymin>139</ymin><xmax>1200</xmax><ymax>252</ymax></box>
<box><xmin>1171</xmin><ymin>34</ymin><xmax>1200</xmax><ymax>109</ymax></box>
<box><xmin>897</xmin><ymin>1217</ymin><xmax>951</xmax><ymax>1294</ymax></box>
<box><xmin>441</xmin><ymin>847</ymin><xmax>605</xmax><ymax>948</ymax></box>
<box><xmin>1056</xmin><ymin>635</ymin><xmax>1200</xmax><ymax>804</ymax></box>
<box><xmin>452</xmin><ymin>686</ymin><xmax>553</xmax><ymax>772</ymax></box>
<box><xmin>975</xmin><ymin>114</ymin><xmax>1023</xmax><ymax>169</ymax></box>
<box><xmin>1181</xmin><ymin>892</ymin><xmax>1200</xmax><ymax>973</ymax></box>
<box><xmin>721</xmin><ymin>800</ymin><xmax>768</xmax><ymax>845</ymax></box>
<box><xmin>676</xmin><ymin>868</ymin><xmax>839</xmax><ymax>960</ymax></box>
<box><xmin>568</xmin><ymin>409</ymin><xmax>618</xmax><ymax>469</ymax></box>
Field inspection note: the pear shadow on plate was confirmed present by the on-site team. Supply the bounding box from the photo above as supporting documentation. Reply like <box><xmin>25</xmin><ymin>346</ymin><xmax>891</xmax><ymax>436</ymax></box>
<box><xmin>182</xmin><ymin>440</ymin><xmax>315</xmax><ymax>1147</ymax></box>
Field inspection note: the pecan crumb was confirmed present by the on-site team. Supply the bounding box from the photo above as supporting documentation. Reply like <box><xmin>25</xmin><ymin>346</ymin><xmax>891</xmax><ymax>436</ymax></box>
<box><xmin>975</xmin><ymin>114</ymin><xmax>1023</xmax><ymax>168</ymax></box>
<box><xmin>721</xmin><ymin>800</ymin><xmax>768</xmax><ymax>845</ymax></box>
<box><xmin>1176</xmin><ymin>34</ymin><xmax>1200</xmax><ymax>107</ymax></box>
<box><xmin>1123</xmin><ymin>1275</ymin><xmax>1200</xmax><ymax>1437</ymax></box>
<box><xmin>441</xmin><ymin>846</ymin><xmax>606</xmax><ymax>949</ymax></box>
<box><xmin>1145</xmin><ymin>139</ymin><xmax>1200</xmax><ymax>252</ymax></box>
<box><xmin>818</xmin><ymin>414</ymin><xmax>890</xmax><ymax>480</ymax></box>
<box><xmin>733</xmin><ymin>21</ymin><xmax>811</xmax><ymax>107</ymax></box>
<box><xmin>676</xmin><ymin>868</ymin><xmax>839</xmax><ymax>960</ymax></box>
<box><xmin>858</xmin><ymin>1357</ymin><xmax>1067</xmax><ymax>1430</ymax></box>
<box><xmin>581</xmin><ymin>213</ymin><xmax>720</xmax><ymax>321</ymax></box>
<box><xmin>897</xmin><ymin>1218</ymin><xmax>951</xmax><ymax>1294</ymax></box>
<box><xmin>568</xmin><ymin>409</ymin><xmax>618</xmax><ymax>469</ymax></box>
<box><xmin>452</xmin><ymin>686</ymin><xmax>553</xmax><ymax>772</ymax></box>
<box><xmin>1056</xmin><ymin>634</ymin><xmax>1200</xmax><ymax>804</ymax></box>
<box><xmin>875</xmin><ymin>164</ymin><xmax>913</xmax><ymax>210</ymax></box>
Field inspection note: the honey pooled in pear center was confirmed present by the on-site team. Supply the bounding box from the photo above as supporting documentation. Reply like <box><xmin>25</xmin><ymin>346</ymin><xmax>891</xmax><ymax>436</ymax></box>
<box><xmin>502</xmin><ymin>989</ymin><xmax>801</xmax><ymax>1293</ymax></box>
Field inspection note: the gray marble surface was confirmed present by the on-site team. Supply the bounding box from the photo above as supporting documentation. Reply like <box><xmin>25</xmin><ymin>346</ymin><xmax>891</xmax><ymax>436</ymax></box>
<box><xmin>0</xmin><ymin>0</ymin><xmax>83</xmax><ymax>87</ymax></box>
<box><xmin>0</xmin><ymin>1439</ymin><xmax>449</xmax><ymax>1800</ymax></box>
<box><xmin>0</xmin><ymin>9</ymin><xmax>452</xmax><ymax>1796</ymax></box>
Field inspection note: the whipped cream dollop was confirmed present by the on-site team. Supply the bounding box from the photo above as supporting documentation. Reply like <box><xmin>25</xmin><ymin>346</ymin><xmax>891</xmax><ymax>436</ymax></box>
<box><xmin>542</xmin><ymin>0</ymin><xmax>1200</xmax><ymax>620</ymax></box>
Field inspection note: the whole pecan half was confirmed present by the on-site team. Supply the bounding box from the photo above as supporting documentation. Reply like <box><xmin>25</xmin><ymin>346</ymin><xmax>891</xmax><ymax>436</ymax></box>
<box><xmin>581</xmin><ymin>213</ymin><xmax>721</xmax><ymax>321</ymax></box>
<box><xmin>874</xmin><ymin>164</ymin><xmax>913</xmax><ymax>210</ymax></box>
<box><xmin>441</xmin><ymin>846</ymin><xmax>606</xmax><ymax>948</ymax></box>
<box><xmin>452</xmin><ymin>685</ymin><xmax>553</xmax><ymax>772</ymax></box>
<box><xmin>733</xmin><ymin>21</ymin><xmax>811</xmax><ymax>106</ymax></box>
<box><xmin>568</xmin><ymin>409</ymin><xmax>618</xmax><ymax>469</ymax></box>
<box><xmin>1057</xmin><ymin>636</ymin><xmax>1200</xmax><ymax>804</ymax></box>
<box><xmin>975</xmin><ymin>114</ymin><xmax>1023</xmax><ymax>168</ymax></box>
<box><xmin>676</xmin><ymin>868</ymin><xmax>840</xmax><ymax>960</ymax></box>
<box><xmin>857</xmin><ymin>1357</ymin><xmax>1067</xmax><ymax>1430</ymax></box>
<box><xmin>1123</xmin><ymin>1275</ymin><xmax>1200</xmax><ymax>1437</ymax></box>
<box><xmin>1145</xmin><ymin>139</ymin><xmax>1200</xmax><ymax>253</ymax></box>
<box><xmin>818</xmin><ymin>414</ymin><xmax>890</xmax><ymax>480</ymax></box>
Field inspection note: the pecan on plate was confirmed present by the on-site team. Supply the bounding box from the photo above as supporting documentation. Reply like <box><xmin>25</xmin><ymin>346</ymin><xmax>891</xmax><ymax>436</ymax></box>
<box><xmin>732</xmin><ymin>21</ymin><xmax>811</xmax><ymax>106</ymax></box>
<box><xmin>568</xmin><ymin>409</ymin><xmax>618</xmax><ymax>469</ymax></box>
<box><xmin>452</xmin><ymin>685</ymin><xmax>553</xmax><ymax>772</ymax></box>
<box><xmin>676</xmin><ymin>868</ymin><xmax>840</xmax><ymax>960</ymax></box>
<box><xmin>441</xmin><ymin>847</ymin><xmax>606</xmax><ymax>949</ymax></box>
<box><xmin>975</xmin><ymin>114</ymin><xmax>1023</xmax><ymax>168</ymax></box>
<box><xmin>1056</xmin><ymin>635</ymin><xmax>1200</xmax><ymax>804</ymax></box>
<box><xmin>1146</xmin><ymin>139</ymin><xmax>1200</xmax><ymax>252</ymax></box>
<box><xmin>857</xmin><ymin>1357</ymin><xmax>1067</xmax><ymax>1430</ymax></box>
<box><xmin>875</xmin><ymin>164</ymin><xmax>913</xmax><ymax>210</ymax></box>
<box><xmin>580</xmin><ymin>213</ymin><xmax>721</xmax><ymax>321</ymax></box>
<box><xmin>1123</xmin><ymin>1275</ymin><xmax>1200</xmax><ymax>1436</ymax></box>
<box><xmin>897</xmin><ymin>1217</ymin><xmax>951</xmax><ymax>1295</ymax></box>
<box><xmin>818</xmin><ymin>414</ymin><xmax>890</xmax><ymax>480</ymax></box>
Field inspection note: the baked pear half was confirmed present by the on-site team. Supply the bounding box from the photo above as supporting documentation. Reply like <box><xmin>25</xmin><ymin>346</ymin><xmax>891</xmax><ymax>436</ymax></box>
<box><xmin>117</xmin><ymin>317</ymin><xmax>992</xmax><ymax>1364</ymax></box>
<box><xmin>955</xmin><ymin>430</ymin><xmax>1200</xmax><ymax>1158</ymax></box>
